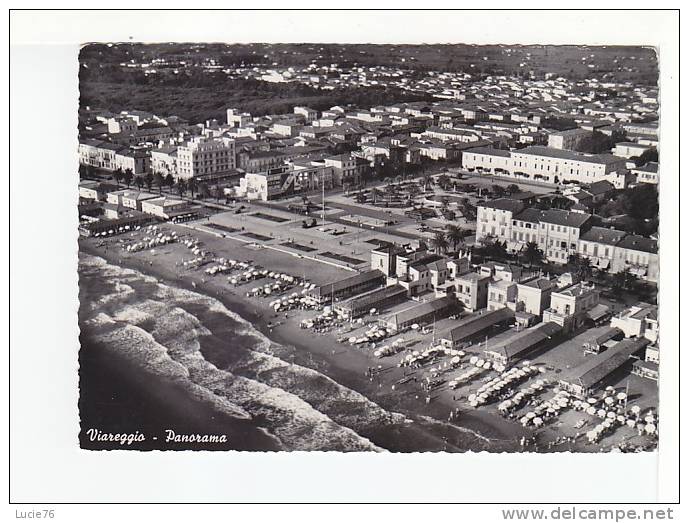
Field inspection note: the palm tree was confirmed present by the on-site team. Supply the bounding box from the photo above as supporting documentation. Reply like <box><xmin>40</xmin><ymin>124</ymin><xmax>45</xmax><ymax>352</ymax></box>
<box><xmin>445</xmin><ymin>224</ymin><xmax>465</xmax><ymax>251</ymax></box>
<box><xmin>430</xmin><ymin>231</ymin><xmax>449</xmax><ymax>254</ymax></box>
<box><xmin>578</xmin><ymin>257</ymin><xmax>593</xmax><ymax>281</ymax></box>
<box><xmin>523</xmin><ymin>241</ymin><xmax>544</xmax><ymax>267</ymax></box>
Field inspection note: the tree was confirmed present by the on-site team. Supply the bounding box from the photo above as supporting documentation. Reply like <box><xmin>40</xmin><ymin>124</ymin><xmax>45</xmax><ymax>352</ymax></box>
<box><xmin>430</xmin><ymin>231</ymin><xmax>449</xmax><ymax>254</ymax></box>
<box><xmin>631</xmin><ymin>148</ymin><xmax>658</xmax><ymax>167</ymax></box>
<box><xmin>153</xmin><ymin>172</ymin><xmax>165</xmax><ymax>194</ymax></box>
<box><xmin>198</xmin><ymin>182</ymin><xmax>210</xmax><ymax>199</ymax></box>
<box><xmin>523</xmin><ymin>241</ymin><xmax>544</xmax><ymax>267</ymax></box>
<box><xmin>134</xmin><ymin>175</ymin><xmax>145</xmax><ymax>189</ymax></box>
<box><xmin>176</xmin><ymin>178</ymin><xmax>188</xmax><ymax>197</ymax></box>
<box><xmin>437</xmin><ymin>174</ymin><xmax>451</xmax><ymax>190</ymax></box>
<box><xmin>113</xmin><ymin>168</ymin><xmax>124</xmax><ymax>187</ymax></box>
<box><xmin>165</xmin><ymin>173</ymin><xmax>175</xmax><ymax>190</ymax></box>
<box><xmin>446</xmin><ymin>224</ymin><xmax>468</xmax><ymax>251</ymax></box>
<box><xmin>187</xmin><ymin>178</ymin><xmax>198</xmax><ymax>198</ymax></box>
<box><xmin>491</xmin><ymin>184</ymin><xmax>505</xmax><ymax>198</ymax></box>
<box><xmin>144</xmin><ymin>172</ymin><xmax>154</xmax><ymax>191</ymax></box>
<box><xmin>506</xmin><ymin>184</ymin><xmax>520</xmax><ymax>195</ymax></box>
<box><xmin>123</xmin><ymin>168</ymin><xmax>134</xmax><ymax>187</ymax></box>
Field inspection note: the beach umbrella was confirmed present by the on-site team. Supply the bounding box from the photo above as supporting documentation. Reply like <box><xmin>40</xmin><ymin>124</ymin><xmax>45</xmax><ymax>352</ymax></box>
<box><xmin>626</xmin><ymin>419</ymin><xmax>636</xmax><ymax>428</ymax></box>
<box><xmin>520</xmin><ymin>417</ymin><xmax>529</xmax><ymax>426</ymax></box>
<box><xmin>468</xmin><ymin>394</ymin><xmax>476</xmax><ymax>402</ymax></box>
<box><xmin>470</xmin><ymin>356</ymin><xmax>478</xmax><ymax>365</ymax></box>
<box><xmin>631</xmin><ymin>405</ymin><xmax>641</xmax><ymax>415</ymax></box>
<box><xmin>644</xmin><ymin>415</ymin><xmax>655</xmax><ymax>424</ymax></box>
<box><xmin>483</xmin><ymin>361</ymin><xmax>492</xmax><ymax>370</ymax></box>
<box><xmin>604</xmin><ymin>397</ymin><xmax>614</xmax><ymax>406</ymax></box>
<box><xmin>645</xmin><ymin>424</ymin><xmax>656</xmax><ymax>434</ymax></box>
<box><xmin>587</xmin><ymin>398</ymin><xmax>598</xmax><ymax>405</ymax></box>
<box><xmin>476</xmin><ymin>359</ymin><xmax>485</xmax><ymax>367</ymax></box>
<box><xmin>616</xmin><ymin>392</ymin><xmax>627</xmax><ymax>401</ymax></box>
<box><xmin>616</xmin><ymin>415</ymin><xmax>626</xmax><ymax>423</ymax></box>
<box><xmin>607</xmin><ymin>411</ymin><xmax>617</xmax><ymax>420</ymax></box>
<box><xmin>597</xmin><ymin>409</ymin><xmax>607</xmax><ymax>418</ymax></box>
<box><xmin>586</xmin><ymin>407</ymin><xmax>597</xmax><ymax>416</ymax></box>
<box><xmin>526</xmin><ymin>412</ymin><xmax>536</xmax><ymax>419</ymax></box>
<box><xmin>533</xmin><ymin>417</ymin><xmax>543</xmax><ymax>427</ymax></box>
<box><xmin>411</xmin><ymin>323</ymin><xmax>419</xmax><ymax>330</ymax></box>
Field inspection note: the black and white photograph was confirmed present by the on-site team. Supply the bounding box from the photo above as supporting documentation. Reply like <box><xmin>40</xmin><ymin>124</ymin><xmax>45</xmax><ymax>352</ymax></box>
<box><xmin>76</xmin><ymin>40</ymin><xmax>663</xmax><ymax>454</ymax></box>
<box><xmin>9</xmin><ymin>7</ymin><xmax>681</xmax><ymax>511</ymax></box>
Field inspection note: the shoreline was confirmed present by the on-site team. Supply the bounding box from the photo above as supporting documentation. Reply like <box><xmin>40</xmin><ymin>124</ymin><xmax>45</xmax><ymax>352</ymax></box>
<box><xmin>79</xmin><ymin>230</ymin><xmax>583</xmax><ymax>452</ymax></box>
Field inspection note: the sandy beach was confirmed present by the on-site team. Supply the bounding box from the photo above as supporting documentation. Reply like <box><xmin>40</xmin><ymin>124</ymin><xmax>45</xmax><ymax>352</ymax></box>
<box><xmin>78</xmin><ymin>220</ymin><xmax>656</xmax><ymax>453</ymax></box>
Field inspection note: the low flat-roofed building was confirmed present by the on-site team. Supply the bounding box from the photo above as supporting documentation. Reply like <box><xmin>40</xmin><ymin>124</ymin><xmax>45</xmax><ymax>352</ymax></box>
<box><xmin>610</xmin><ymin>303</ymin><xmax>658</xmax><ymax>339</ymax></box>
<box><xmin>106</xmin><ymin>189</ymin><xmax>158</xmax><ymax>210</ymax></box>
<box><xmin>631</xmin><ymin>162</ymin><xmax>658</xmax><ymax>185</ymax></box>
<box><xmin>140</xmin><ymin>196</ymin><xmax>189</xmax><ymax>219</ymax></box>
<box><xmin>307</xmin><ymin>269</ymin><xmax>385</xmax><ymax>305</ymax></box>
<box><xmin>79</xmin><ymin>180</ymin><xmax>118</xmax><ymax>201</ymax></box>
<box><xmin>559</xmin><ymin>337</ymin><xmax>649</xmax><ymax>397</ymax></box>
<box><xmin>334</xmin><ymin>284</ymin><xmax>408</xmax><ymax>319</ymax></box>
<box><xmin>484</xmin><ymin>322</ymin><xmax>562</xmax><ymax>365</ymax></box>
<box><xmin>379</xmin><ymin>296</ymin><xmax>460</xmax><ymax>332</ymax></box>
<box><xmin>439</xmin><ymin>308</ymin><xmax>514</xmax><ymax>349</ymax></box>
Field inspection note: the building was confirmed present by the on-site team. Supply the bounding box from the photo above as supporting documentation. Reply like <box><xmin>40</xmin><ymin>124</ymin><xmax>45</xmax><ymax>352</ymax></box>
<box><xmin>150</xmin><ymin>146</ymin><xmax>178</xmax><ymax>177</ymax></box>
<box><xmin>515</xmin><ymin>276</ymin><xmax>556</xmax><ymax>316</ymax></box>
<box><xmin>294</xmin><ymin>106</ymin><xmax>318</xmax><ymax>123</ymax></box>
<box><xmin>370</xmin><ymin>243</ymin><xmax>408</xmax><ymax>277</ymax></box>
<box><xmin>462</xmin><ymin>146</ymin><xmax>628</xmax><ymax>188</ymax></box>
<box><xmin>306</xmin><ymin>270</ymin><xmax>386</xmax><ymax>305</ymax></box>
<box><xmin>439</xmin><ymin>308</ymin><xmax>514</xmax><ymax>349</ymax></box>
<box><xmin>452</xmin><ymin>271</ymin><xmax>491</xmax><ymax>312</ymax></box>
<box><xmin>78</xmin><ymin>180</ymin><xmax>118</xmax><ymax>201</ymax></box>
<box><xmin>334</xmin><ymin>285</ymin><xmax>408</xmax><ymax>319</ymax></box>
<box><xmin>176</xmin><ymin>136</ymin><xmax>236</xmax><ymax>179</ymax></box>
<box><xmin>612</xmin><ymin>142</ymin><xmax>653</xmax><ymax>159</ymax></box>
<box><xmin>323</xmin><ymin>154</ymin><xmax>358</xmax><ymax>186</ymax></box>
<box><xmin>140</xmin><ymin>196</ymin><xmax>189</xmax><ymax>219</ymax></box>
<box><xmin>610</xmin><ymin>303</ymin><xmax>659</xmax><ymax>340</ymax></box>
<box><xmin>487</xmin><ymin>279</ymin><xmax>518</xmax><ymax>311</ymax></box>
<box><xmin>106</xmin><ymin>189</ymin><xmax>158</xmax><ymax>211</ymax></box>
<box><xmin>239</xmin><ymin>166</ymin><xmax>295</xmax><ymax>201</ymax></box>
<box><xmin>484</xmin><ymin>322</ymin><xmax>562</xmax><ymax>365</ymax></box>
<box><xmin>547</xmin><ymin>128</ymin><xmax>591</xmax><ymax>150</ymax></box>
<box><xmin>226</xmin><ymin>108</ymin><xmax>252</xmax><ymax>127</ymax></box>
<box><xmin>379</xmin><ymin>296</ymin><xmax>460</xmax><ymax>331</ymax></box>
<box><xmin>475</xmin><ymin>199</ymin><xmax>526</xmax><ymax>245</ymax></box>
<box><xmin>542</xmin><ymin>282</ymin><xmax>600</xmax><ymax>332</ymax></box>
<box><xmin>114</xmin><ymin>148</ymin><xmax>150</xmax><ymax>174</ymax></box>
<box><xmin>78</xmin><ymin>139</ymin><xmax>123</xmax><ymax>171</ymax></box>
<box><xmin>577</xmin><ymin>226</ymin><xmax>626</xmax><ymax>271</ymax></box>
<box><xmin>612</xmin><ymin>235</ymin><xmax>659</xmax><ymax>283</ymax></box>
<box><xmin>631</xmin><ymin>162</ymin><xmax>659</xmax><ymax>185</ymax></box>
<box><xmin>537</xmin><ymin>209</ymin><xmax>592</xmax><ymax>263</ymax></box>
<box><xmin>558</xmin><ymin>337</ymin><xmax>649</xmax><ymax>397</ymax></box>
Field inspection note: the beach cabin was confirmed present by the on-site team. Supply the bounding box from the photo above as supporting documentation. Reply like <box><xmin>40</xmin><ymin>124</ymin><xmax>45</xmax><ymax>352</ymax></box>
<box><xmin>559</xmin><ymin>337</ymin><xmax>649</xmax><ymax>397</ymax></box>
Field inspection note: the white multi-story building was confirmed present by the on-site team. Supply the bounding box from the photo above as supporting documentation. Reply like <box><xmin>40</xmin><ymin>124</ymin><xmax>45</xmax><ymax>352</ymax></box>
<box><xmin>176</xmin><ymin>137</ymin><xmax>236</xmax><ymax>179</ymax></box>
<box><xmin>475</xmin><ymin>198</ymin><xmax>526</xmax><ymax>245</ymax></box>
<box><xmin>462</xmin><ymin>146</ymin><xmax>629</xmax><ymax>188</ymax></box>
<box><xmin>547</xmin><ymin>128</ymin><xmax>590</xmax><ymax>150</ymax></box>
